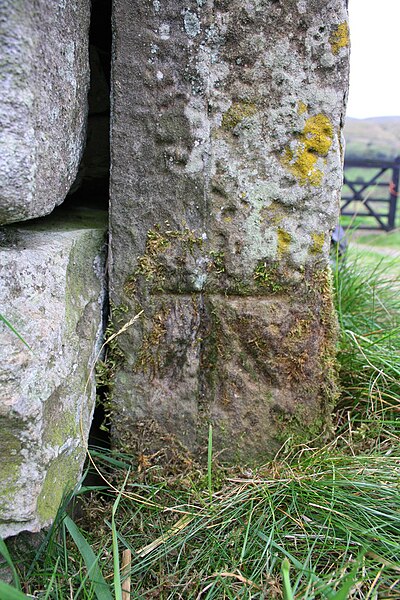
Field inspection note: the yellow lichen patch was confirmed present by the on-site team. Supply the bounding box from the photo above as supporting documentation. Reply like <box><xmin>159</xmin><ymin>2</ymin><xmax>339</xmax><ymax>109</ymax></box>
<box><xmin>277</xmin><ymin>228</ymin><xmax>291</xmax><ymax>257</ymax></box>
<box><xmin>222</xmin><ymin>101</ymin><xmax>257</xmax><ymax>130</ymax></box>
<box><xmin>298</xmin><ymin>101</ymin><xmax>308</xmax><ymax>115</ymax></box>
<box><xmin>282</xmin><ymin>114</ymin><xmax>333</xmax><ymax>186</ymax></box>
<box><xmin>304</xmin><ymin>115</ymin><xmax>333</xmax><ymax>154</ymax></box>
<box><xmin>310</xmin><ymin>232</ymin><xmax>325</xmax><ymax>254</ymax></box>
<box><xmin>329</xmin><ymin>22</ymin><xmax>350</xmax><ymax>54</ymax></box>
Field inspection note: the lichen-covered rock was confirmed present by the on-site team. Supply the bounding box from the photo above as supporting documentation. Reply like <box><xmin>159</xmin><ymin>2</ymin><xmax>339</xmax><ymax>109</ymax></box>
<box><xmin>0</xmin><ymin>209</ymin><xmax>107</xmax><ymax>538</ymax></box>
<box><xmin>0</xmin><ymin>0</ymin><xmax>90</xmax><ymax>225</ymax></box>
<box><xmin>110</xmin><ymin>0</ymin><xmax>349</xmax><ymax>462</ymax></box>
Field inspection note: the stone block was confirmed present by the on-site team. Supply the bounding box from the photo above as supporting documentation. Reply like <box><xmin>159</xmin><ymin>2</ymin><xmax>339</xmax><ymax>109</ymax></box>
<box><xmin>110</xmin><ymin>0</ymin><xmax>349</xmax><ymax>462</ymax></box>
<box><xmin>111</xmin><ymin>295</ymin><xmax>202</xmax><ymax>457</ymax></box>
<box><xmin>0</xmin><ymin>209</ymin><xmax>107</xmax><ymax>538</ymax></box>
<box><xmin>111</xmin><ymin>273</ymin><xmax>336</xmax><ymax>463</ymax></box>
<box><xmin>0</xmin><ymin>0</ymin><xmax>90</xmax><ymax>225</ymax></box>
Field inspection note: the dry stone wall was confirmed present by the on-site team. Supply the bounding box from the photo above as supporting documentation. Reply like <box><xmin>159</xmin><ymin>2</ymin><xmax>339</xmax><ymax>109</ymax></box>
<box><xmin>110</xmin><ymin>0</ymin><xmax>350</xmax><ymax>462</ymax></box>
<box><xmin>0</xmin><ymin>1</ymin><xmax>107</xmax><ymax>538</ymax></box>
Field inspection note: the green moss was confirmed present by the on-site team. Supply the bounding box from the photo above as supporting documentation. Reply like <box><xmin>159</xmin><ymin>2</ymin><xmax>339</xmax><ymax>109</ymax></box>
<box><xmin>227</xmin><ymin>279</ymin><xmax>253</xmax><ymax>296</ymax></box>
<box><xmin>310</xmin><ymin>232</ymin><xmax>325</xmax><ymax>254</ymax></box>
<box><xmin>37</xmin><ymin>451</ymin><xmax>81</xmax><ymax>522</ymax></box>
<box><xmin>222</xmin><ymin>101</ymin><xmax>257</xmax><ymax>130</ymax></box>
<box><xmin>96</xmin><ymin>303</ymin><xmax>129</xmax><ymax>431</ymax></box>
<box><xmin>330</xmin><ymin>22</ymin><xmax>350</xmax><ymax>54</ymax></box>
<box><xmin>253</xmin><ymin>260</ymin><xmax>283</xmax><ymax>293</ymax></box>
<box><xmin>124</xmin><ymin>223</ymin><xmax>204</xmax><ymax>297</ymax></box>
<box><xmin>288</xmin><ymin>317</ymin><xmax>313</xmax><ymax>340</ymax></box>
<box><xmin>0</xmin><ymin>425</ymin><xmax>22</xmax><ymax>484</ymax></box>
<box><xmin>274</xmin><ymin>406</ymin><xmax>328</xmax><ymax>447</ymax></box>
<box><xmin>42</xmin><ymin>396</ymin><xmax>78</xmax><ymax>447</ymax></box>
<box><xmin>277</xmin><ymin>228</ymin><xmax>291</xmax><ymax>257</ymax></box>
<box><xmin>209</xmin><ymin>250</ymin><xmax>225</xmax><ymax>275</ymax></box>
<box><xmin>282</xmin><ymin>114</ymin><xmax>334</xmax><ymax>186</ymax></box>
<box><xmin>65</xmin><ymin>228</ymin><xmax>106</xmax><ymax>335</ymax></box>
<box><xmin>312</xmin><ymin>267</ymin><xmax>339</xmax><ymax>407</ymax></box>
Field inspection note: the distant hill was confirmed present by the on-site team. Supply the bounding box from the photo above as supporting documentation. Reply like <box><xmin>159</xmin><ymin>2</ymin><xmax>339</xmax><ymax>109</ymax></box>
<box><xmin>344</xmin><ymin>116</ymin><xmax>400</xmax><ymax>160</ymax></box>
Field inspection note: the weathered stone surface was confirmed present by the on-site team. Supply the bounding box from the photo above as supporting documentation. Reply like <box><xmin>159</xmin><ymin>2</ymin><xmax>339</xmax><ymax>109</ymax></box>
<box><xmin>110</xmin><ymin>0</ymin><xmax>349</xmax><ymax>462</ymax></box>
<box><xmin>0</xmin><ymin>209</ymin><xmax>107</xmax><ymax>538</ymax></box>
<box><xmin>0</xmin><ymin>0</ymin><xmax>90</xmax><ymax>225</ymax></box>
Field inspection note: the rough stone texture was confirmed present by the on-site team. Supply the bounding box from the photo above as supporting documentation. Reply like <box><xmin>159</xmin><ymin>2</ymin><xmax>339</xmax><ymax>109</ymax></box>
<box><xmin>0</xmin><ymin>0</ymin><xmax>90</xmax><ymax>225</ymax></box>
<box><xmin>0</xmin><ymin>209</ymin><xmax>107</xmax><ymax>538</ymax></box>
<box><xmin>110</xmin><ymin>0</ymin><xmax>350</xmax><ymax>463</ymax></box>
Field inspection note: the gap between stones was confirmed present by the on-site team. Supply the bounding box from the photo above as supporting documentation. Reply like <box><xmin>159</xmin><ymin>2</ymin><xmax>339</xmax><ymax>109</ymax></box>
<box><xmin>83</xmin><ymin>0</ymin><xmax>112</xmax><ymax>452</ymax></box>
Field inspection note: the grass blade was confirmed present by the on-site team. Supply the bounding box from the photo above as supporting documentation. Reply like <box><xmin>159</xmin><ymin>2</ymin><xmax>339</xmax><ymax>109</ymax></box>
<box><xmin>43</xmin><ymin>556</ymin><xmax>60</xmax><ymax>600</ymax></box>
<box><xmin>0</xmin><ymin>538</ymin><xmax>21</xmax><ymax>590</ymax></box>
<box><xmin>281</xmin><ymin>558</ymin><xmax>294</xmax><ymax>600</ymax></box>
<box><xmin>208</xmin><ymin>423</ymin><xmax>213</xmax><ymax>503</ymax></box>
<box><xmin>0</xmin><ymin>314</ymin><xmax>32</xmax><ymax>351</ymax></box>
<box><xmin>111</xmin><ymin>472</ymin><xmax>131</xmax><ymax>600</ymax></box>
<box><xmin>0</xmin><ymin>581</ymin><xmax>29</xmax><ymax>600</ymax></box>
<box><xmin>326</xmin><ymin>559</ymin><xmax>360</xmax><ymax>600</ymax></box>
<box><xmin>64</xmin><ymin>515</ymin><xmax>112</xmax><ymax>600</ymax></box>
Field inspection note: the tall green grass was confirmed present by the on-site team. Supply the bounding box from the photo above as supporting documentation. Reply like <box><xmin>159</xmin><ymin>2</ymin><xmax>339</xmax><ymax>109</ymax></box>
<box><xmin>334</xmin><ymin>256</ymin><xmax>399</xmax><ymax>424</ymax></box>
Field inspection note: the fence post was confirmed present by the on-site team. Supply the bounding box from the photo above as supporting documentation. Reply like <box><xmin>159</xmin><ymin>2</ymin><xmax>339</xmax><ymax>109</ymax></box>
<box><xmin>388</xmin><ymin>156</ymin><xmax>400</xmax><ymax>230</ymax></box>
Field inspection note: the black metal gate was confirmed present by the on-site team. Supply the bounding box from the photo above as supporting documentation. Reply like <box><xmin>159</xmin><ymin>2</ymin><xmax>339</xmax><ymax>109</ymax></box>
<box><xmin>341</xmin><ymin>156</ymin><xmax>400</xmax><ymax>230</ymax></box>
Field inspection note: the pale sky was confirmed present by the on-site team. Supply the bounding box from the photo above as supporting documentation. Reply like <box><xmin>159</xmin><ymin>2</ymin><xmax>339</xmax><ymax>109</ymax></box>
<box><xmin>347</xmin><ymin>0</ymin><xmax>400</xmax><ymax>119</ymax></box>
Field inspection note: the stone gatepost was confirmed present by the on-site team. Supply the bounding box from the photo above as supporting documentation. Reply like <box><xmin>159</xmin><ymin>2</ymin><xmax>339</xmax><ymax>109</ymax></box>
<box><xmin>110</xmin><ymin>0</ymin><xmax>350</xmax><ymax>462</ymax></box>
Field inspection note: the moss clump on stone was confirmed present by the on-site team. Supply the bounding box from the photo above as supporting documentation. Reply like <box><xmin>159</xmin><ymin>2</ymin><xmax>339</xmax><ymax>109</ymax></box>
<box><xmin>124</xmin><ymin>223</ymin><xmax>204</xmax><ymax>297</ymax></box>
<box><xmin>0</xmin><ymin>426</ymin><xmax>22</xmax><ymax>487</ymax></box>
<box><xmin>42</xmin><ymin>400</ymin><xmax>78</xmax><ymax>448</ymax></box>
<box><xmin>208</xmin><ymin>250</ymin><xmax>225</xmax><ymax>275</ymax></box>
<box><xmin>273</xmin><ymin>405</ymin><xmax>328</xmax><ymax>448</ymax></box>
<box><xmin>96</xmin><ymin>303</ymin><xmax>129</xmax><ymax>430</ymax></box>
<box><xmin>310</xmin><ymin>232</ymin><xmax>325</xmax><ymax>254</ymax></box>
<box><xmin>36</xmin><ymin>450</ymin><xmax>81</xmax><ymax>522</ymax></box>
<box><xmin>222</xmin><ymin>101</ymin><xmax>257</xmax><ymax>130</ymax></box>
<box><xmin>282</xmin><ymin>114</ymin><xmax>334</xmax><ymax>186</ymax></box>
<box><xmin>253</xmin><ymin>260</ymin><xmax>283</xmax><ymax>293</ymax></box>
<box><xmin>311</xmin><ymin>267</ymin><xmax>340</xmax><ymax>405</ymax></box>
<box><xmin>330</xmin><ymin>22</ymin><xmax>350</xmax><ymax>55</ymax></box>
<box><xmin>226</xmin><ymin>279</ymin><xmax>253</xmax><ymax>296</ymax></box>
